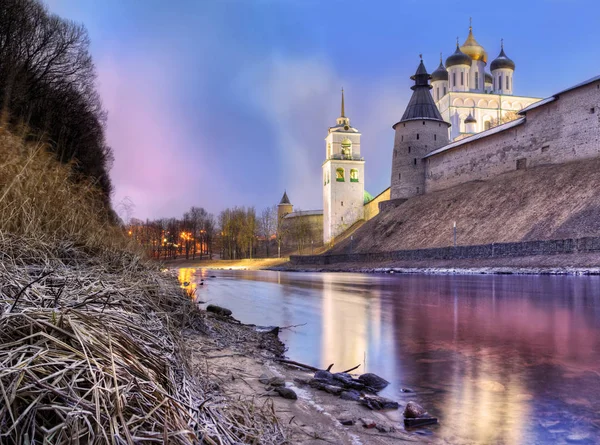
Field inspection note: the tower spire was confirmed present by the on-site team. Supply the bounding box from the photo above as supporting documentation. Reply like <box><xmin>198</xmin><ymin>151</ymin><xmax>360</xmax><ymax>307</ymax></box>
<box><xmin>469</xmin><ymin>17</ymin><xmax>472</xmax><ymax>31</ymax></box>
<box><xmin>341</xmin><ymin>88</ymin><xmax>345</xmax><ymax>118</ymax></box>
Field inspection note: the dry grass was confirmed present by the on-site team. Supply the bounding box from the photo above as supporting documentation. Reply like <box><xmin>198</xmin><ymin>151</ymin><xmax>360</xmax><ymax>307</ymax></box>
<box><xmin>331</xmin><ymin>157</ymin><xmax>600</xmax><ymax>254</ymax></box>
<box><xmin>0</xmin><ymin>130</ymin><xmax>130</xmax><ymax>252</ymax></box>
<box><xmin>0</xmin><ymin>132</ymin><xmax>288</xmax><ymax>444</ymax></box>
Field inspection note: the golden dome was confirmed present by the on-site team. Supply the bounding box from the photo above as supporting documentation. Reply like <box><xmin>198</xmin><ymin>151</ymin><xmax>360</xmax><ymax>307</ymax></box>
<box><xmin>460</xmin><ymin>26</ymin><xmax>488</xmax><ymax>64</ymax></box>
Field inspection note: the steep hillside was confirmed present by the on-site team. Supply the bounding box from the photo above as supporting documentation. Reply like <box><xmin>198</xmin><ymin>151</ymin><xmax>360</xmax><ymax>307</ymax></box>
<box><xmin>330</xmin><ymin>157</ymin><xmax>600</xmax><ymax>254</ymax></box>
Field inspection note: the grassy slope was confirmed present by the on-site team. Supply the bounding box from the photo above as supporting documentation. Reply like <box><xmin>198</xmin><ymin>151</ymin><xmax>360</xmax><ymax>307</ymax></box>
<box><xmin>330</xmin><ymin>157</ymin><xmax>600</xmax><ymax>254</ymax></box>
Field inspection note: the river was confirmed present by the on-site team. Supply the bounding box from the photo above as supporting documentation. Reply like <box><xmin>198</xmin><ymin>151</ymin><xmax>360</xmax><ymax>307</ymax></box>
<box><xmin>178</xmin><ymin>268</ymin><xmax>600</xmax><ymax>444</ymax></box>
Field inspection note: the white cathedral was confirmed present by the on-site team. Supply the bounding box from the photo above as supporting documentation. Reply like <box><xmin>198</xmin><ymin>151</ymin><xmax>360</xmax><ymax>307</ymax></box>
<box><xmin>281</xmin><ymin>22</ymin><xmax>542</xmax><ymax>245</ymax></box>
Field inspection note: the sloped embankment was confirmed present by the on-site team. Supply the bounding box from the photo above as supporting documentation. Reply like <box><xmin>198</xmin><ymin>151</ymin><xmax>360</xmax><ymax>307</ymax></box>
<box><xmin>331</xmin><ymin>157</ymin><xmax>600</xmax><ymax>254</ymax></box>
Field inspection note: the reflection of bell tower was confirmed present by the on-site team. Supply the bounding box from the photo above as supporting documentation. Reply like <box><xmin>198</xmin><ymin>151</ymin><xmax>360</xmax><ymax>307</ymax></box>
<box><xmin>323</xmin><ymin>89</ymin><xmax>365</xmax><ymax>244</ymax></box>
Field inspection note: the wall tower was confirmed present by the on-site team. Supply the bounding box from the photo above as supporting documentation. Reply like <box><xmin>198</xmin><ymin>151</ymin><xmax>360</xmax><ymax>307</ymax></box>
<box><xmin>277</xmin><ymin>191</ymin><xmax>293</xmax><ymax>222</ymax></box>
<box><xmin>391</xmin><ymin>58</ymin><xmax>450</xmax><ymax>200</ymax></box>
<box><xmin>323</xmin><ymin>89</ymin><xmax>365</xmax><ymax>244</ymax></box>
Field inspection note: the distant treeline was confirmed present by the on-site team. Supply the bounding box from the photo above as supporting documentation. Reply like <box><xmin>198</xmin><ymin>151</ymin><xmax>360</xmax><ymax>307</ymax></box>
<box><xmin>128</xmin><ymin>204</ymin><xmax>316</xmax><ymax>260</ymax></box>
<box><xmin>0</xmin><ymin>0</ymin><xmax>112</xmax><ymax>200</ymax></box>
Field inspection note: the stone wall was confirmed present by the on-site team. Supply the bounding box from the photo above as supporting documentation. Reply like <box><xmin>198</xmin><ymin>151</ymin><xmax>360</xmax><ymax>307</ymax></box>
<box><xmin>426</xmin><ymin>80</ymin><xmax>600</xmax><ymax>192</ymax></box>
<box><xmin>290</xmin><ymin>236</ymin><xmax>600</xmax><ymax>265</ymax></box>
<box><xmin>363</xmin><ymin>187</ymin><xmax>391</xmax><ymax>221</ymax></box>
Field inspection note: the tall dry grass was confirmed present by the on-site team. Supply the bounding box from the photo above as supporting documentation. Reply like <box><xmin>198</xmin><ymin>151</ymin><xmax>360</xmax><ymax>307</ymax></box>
<box><xmin>0</xmin><ymin>129</ymin><xmax>128</xmax><ymax>252</ymax></box>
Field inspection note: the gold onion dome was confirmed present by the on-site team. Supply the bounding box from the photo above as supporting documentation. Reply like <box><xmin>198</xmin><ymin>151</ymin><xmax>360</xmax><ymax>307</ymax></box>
<box><xmin>460</xmin><ymin>24</ymin><xmax>488</xmax><ymax>63</ymax></box>
<box><xmin>446</xmin><ymin>42</ymin><xmax>472</xmax><ymax>68</ymax></box>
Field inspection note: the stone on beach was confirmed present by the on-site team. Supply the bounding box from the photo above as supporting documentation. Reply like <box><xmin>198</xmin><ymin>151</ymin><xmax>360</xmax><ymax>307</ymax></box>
<box><xmin>360</xmin><ymin>395</ymin><xmax>399</xmax><ymax>410</ymax></box>
<box><xmin>340</xmin><ymin>390</ymin><xmax>361</xmax><ymax>401</ymax></box>
<box><xmin>358</xmin><ymin>373</ymin><xmax>389</xmax><ymax>392</ymax></box>
<box><xmin>206</xmin><ymin>304</ymin><xmax>232</xmax><ymax>316</ymax></box>
<box><xmin>275</xmin><ymin>387</ymin><xmax>297</xmax><ymax>400</ymax></box>
<box><xmin>403</xmin><ymin>401</ymin><xmax>428</xmax><ymax>418</ymax></box>
<box><xmin>259</xmin><ymin>373</ymin><xmax>271</xmax><ymax>385</ymax></box>
<box><xmin>266</xmin><ymin>376</ymin><xmax>286</xmax><ymax>387</ymax></box>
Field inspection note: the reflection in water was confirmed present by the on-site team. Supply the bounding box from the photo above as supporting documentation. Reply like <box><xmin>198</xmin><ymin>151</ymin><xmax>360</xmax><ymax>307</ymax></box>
<box><xmin>179</xmin><ymin>269</ymin><xmax>600</xmax><ymax>444</ymax></box>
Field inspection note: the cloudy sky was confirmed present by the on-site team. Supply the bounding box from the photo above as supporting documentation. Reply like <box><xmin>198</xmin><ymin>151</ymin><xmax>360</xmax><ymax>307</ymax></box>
<box><xmin>46</xmin><ymin>0</ymin><xmax>600</xmax><ymax>221</ymax></box>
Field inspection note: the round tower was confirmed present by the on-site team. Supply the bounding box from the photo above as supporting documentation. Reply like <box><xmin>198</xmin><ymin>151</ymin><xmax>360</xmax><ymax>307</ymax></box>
<box><xmin>446</xmin><ymin>40</ymin><xmax>472</xmax><ymax>92</ymax></box>
<box><xmin>431</xmin><ymin>54</ymin><xmax>448</xmax><ymax>102</ymax></box>
<box><xmin>390</xmin><ymin>58</ymin><xmax>451</xmax><ymax>200</ymax></box>
<box><xmin>490</xmin><ymin>39</ymin><xmax>515</xmax><ymax>95</ymax></box>
<box><xmin>277</xmin><ymin>191</ymin><xmax>293</xmax><ymax>222</ymax></box>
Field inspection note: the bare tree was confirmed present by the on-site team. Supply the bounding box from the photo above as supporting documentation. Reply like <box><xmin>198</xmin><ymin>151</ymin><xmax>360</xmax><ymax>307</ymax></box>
<box><xmin>258</xmin><ymin>206</ymin><xmax>277</xmax><ymax>257</ymax></box>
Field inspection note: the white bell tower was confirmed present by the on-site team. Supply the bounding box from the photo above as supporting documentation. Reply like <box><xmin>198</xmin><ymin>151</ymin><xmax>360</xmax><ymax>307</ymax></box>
<box><xmin>322</xmin><ymin>89</ymin><xmax>365</xmax><ymax>244</ymax></box>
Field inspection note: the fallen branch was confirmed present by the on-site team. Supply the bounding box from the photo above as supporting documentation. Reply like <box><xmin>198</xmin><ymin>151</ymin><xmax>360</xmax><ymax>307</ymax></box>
<box><xmin>341</xmin><ymin>364</ymin><xmax>361</xmax><ymax>374</ymax></box>
<box><xmin>274</xmin><ymin>359</ymin><xmax>320</xmax><ymax>372</ymax></box>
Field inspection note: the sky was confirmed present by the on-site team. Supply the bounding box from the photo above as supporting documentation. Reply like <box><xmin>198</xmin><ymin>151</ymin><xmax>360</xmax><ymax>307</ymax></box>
<box><xmin>45</xmin><ymin>0</ymin><xmax>600</xmax><ymax>221</ymax></box>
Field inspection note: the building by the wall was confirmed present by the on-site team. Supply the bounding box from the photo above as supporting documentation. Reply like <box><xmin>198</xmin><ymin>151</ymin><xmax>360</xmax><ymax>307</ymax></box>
<box><xmin>432</xmin><ymin>22</ymin><xmax>541</xmax><ymax>141</ymax></box>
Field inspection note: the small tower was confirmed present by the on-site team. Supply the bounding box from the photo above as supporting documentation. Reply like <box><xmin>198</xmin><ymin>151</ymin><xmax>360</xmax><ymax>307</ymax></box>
<box><xmin>464</xmin><ymin>109</ymin><xmax>477</xmax><ymax>134</ymax></box>
<box><xmin>491</xmin><ymin>39</ymin><xmax>515</xmax><ymax>95</ymax></box>
<box><xmin>431</xmin><ymin>53</ymin><xmax>449</xmax><ymax>102</ymax></box>
<box><xmin>323</xmin><ymin>89</ymin><xmax>365</xmax><ymax>244</ymax></box>
<box><xmin>391</xmin><ymin>58</ymin><xmax>450</xmax><ymax>200</ymax></box>
<box><xmin>460</xmin><ymin>19</ymin><xmax>487</xmax><ymax>93</ymax></box>
<box><xmin>446</xmin><ymin>39</ymin><xmax>472</xmax><ymax>93</ymax></box>
<box><xmin>277</xmin><ymin>191</ymin><xmax>293</xmax><ymax>222</ymax></box>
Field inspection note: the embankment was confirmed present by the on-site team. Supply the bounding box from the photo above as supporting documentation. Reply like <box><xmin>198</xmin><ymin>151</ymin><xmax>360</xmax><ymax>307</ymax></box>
<box><xmin>313</xmin><ymin>157</ymin><xmax>600</xmax><ymax>269</ymax></box>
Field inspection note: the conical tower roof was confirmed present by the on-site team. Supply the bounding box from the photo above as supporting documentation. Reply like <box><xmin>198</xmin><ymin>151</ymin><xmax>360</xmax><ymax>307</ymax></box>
<box><xmin>396</xmin><ymin>58</ymin><xmax>449</xmax><ymax>127</ymax></box>
<box><xmin>279</xmin><ymin>191</ymin><xmax>291</xmax><ymax>205</ymax></box>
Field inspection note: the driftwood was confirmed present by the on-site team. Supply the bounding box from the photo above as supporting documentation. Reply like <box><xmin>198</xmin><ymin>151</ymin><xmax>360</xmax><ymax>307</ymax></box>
<box><xmin>275</xmin><ymin>358</ymin><xmax>361</xmax><ymax>375</ymax></box>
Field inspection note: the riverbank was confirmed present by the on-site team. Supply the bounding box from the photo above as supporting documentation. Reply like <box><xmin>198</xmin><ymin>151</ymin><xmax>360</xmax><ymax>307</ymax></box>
<box><xmin>275</xmin><ymin>252</ymin><xmax>600</xmax><ymax>275</ymax></box>
<box><xmin>0</xmin><ymin>237</ymin><xmax>289</xmax><ymax>444</ymax></box>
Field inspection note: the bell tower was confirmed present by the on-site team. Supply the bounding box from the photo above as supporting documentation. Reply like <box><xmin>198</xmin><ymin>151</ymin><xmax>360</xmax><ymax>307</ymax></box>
<box><xmin>323</xmin><ymin>89</ymin><xmax>365</xmax><ymax>244</ymax></box>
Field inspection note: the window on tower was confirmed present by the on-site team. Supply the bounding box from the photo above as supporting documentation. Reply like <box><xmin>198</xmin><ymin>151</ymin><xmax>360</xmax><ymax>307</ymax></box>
<box><xmin>444</xmin><ymin>86</ymin><xmax>447</xmax><ymax>95</ymax></box>
<box><xmin>350</xmin><ymin>169</ymin><xmax>359</xmax><ymax>182</ymax></box>
<box><xmin>506</xmin><ymin>76</ymin><xmax>509</xmax><ymax>90</ymax></box>
<box><xmin>499</xmin><ymin>75</ymin><xmax>502</xmax><ymax>90</ymax></box>
<box><xmin>475</xmin><ymin>72</ymin><xmax>479</xmax><ymax>89</ymax></box>
<box><xmin>461</xmin><ymin>72</ymin><xmax>464</xmax><ymax>86</ymax></box>
<box><xmin>336</xmin><ymin>168</ymin><xmax>345</xmax><ymax>182</ymax></box>
<box><xmin>453</xmin><ymin>72</ymin><xmax>456</xmax><ymax>87</ymax></box>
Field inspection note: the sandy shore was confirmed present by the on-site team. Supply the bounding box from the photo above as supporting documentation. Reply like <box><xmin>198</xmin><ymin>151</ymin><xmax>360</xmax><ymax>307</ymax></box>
<box><xmin>188</xmin><ymin>310</ymin><xmax>431</xmax><ymax>444</ymax></box>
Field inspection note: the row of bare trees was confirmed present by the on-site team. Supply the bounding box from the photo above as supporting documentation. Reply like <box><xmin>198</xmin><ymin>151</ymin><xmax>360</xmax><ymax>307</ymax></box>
<box><xmin>126</xmin><ymin>202</ymin><xmax>320</xmax><ymax>261</ymax></box>
<box><xmin>128</xmin><ymin>207</ymin><xmax>216</xmax><ymax>260</ymax></box>
<box><xmin>0</xmin><ymin>0</ymin><xmax>113</xmax><ymax>201</ymax></box>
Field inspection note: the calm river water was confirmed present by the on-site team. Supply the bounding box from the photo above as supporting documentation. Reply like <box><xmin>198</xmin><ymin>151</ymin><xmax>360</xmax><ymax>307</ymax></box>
<box><xmin>179</xmin><ymin>268</ymin><xmax>600</xmax><ymax>444</ymax></box>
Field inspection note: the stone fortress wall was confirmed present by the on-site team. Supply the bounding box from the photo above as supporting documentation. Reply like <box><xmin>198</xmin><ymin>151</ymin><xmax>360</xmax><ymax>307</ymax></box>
<box><xmin>424</xmin><ymin>78</ymin><xmax>600</xmax><ymax>193</ymax></box>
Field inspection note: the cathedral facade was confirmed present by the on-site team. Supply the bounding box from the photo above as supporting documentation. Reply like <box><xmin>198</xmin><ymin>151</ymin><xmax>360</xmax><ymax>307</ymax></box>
<box><xmin>431</xmin><ymin>23</ymin><xmax>540</xmax><ymax>141</ymax></box>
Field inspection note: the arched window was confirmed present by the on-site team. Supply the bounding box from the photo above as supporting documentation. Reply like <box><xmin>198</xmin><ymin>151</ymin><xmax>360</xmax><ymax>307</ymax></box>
<box><xmin>336</xmin><ymin>168</ymin><xmax>345</xmax><ymax>182</ymax></box>
<box><xmin>327</xmin><ymin>171</ymin><xmax>330</xmax><ymax>184</ymax></box>
<box><xmin>506</xmin><ymin>76</ymin><xmax>510</xmax><ymax>90</ymax></box>
<box><xmin>443</xmin><ymin>86</ymin><xmax>447</xmax><ymax>95</ymax></box>
<box><xmin>461</xmin><ymin>72</ymin><xmax>464</xmax><ymax>86</ymax></box>
<box><xmin>350</xmin><ymin>169</ymin><xmax>359</xmax><ymax>183</ymax></box>
<box><xmin>436</xmin><ymin>87</ymin><xmax>439</xmax><ymax>100</ymax></box>
<box><xmin>453</xmin><ymin>72</ymin><xmax>456</xmax><ymax>87</ymax></box>
<box><xmin>475</xmin><ymin>72</ymin><xmax>479</xmax><ymax>89</ymax></box>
